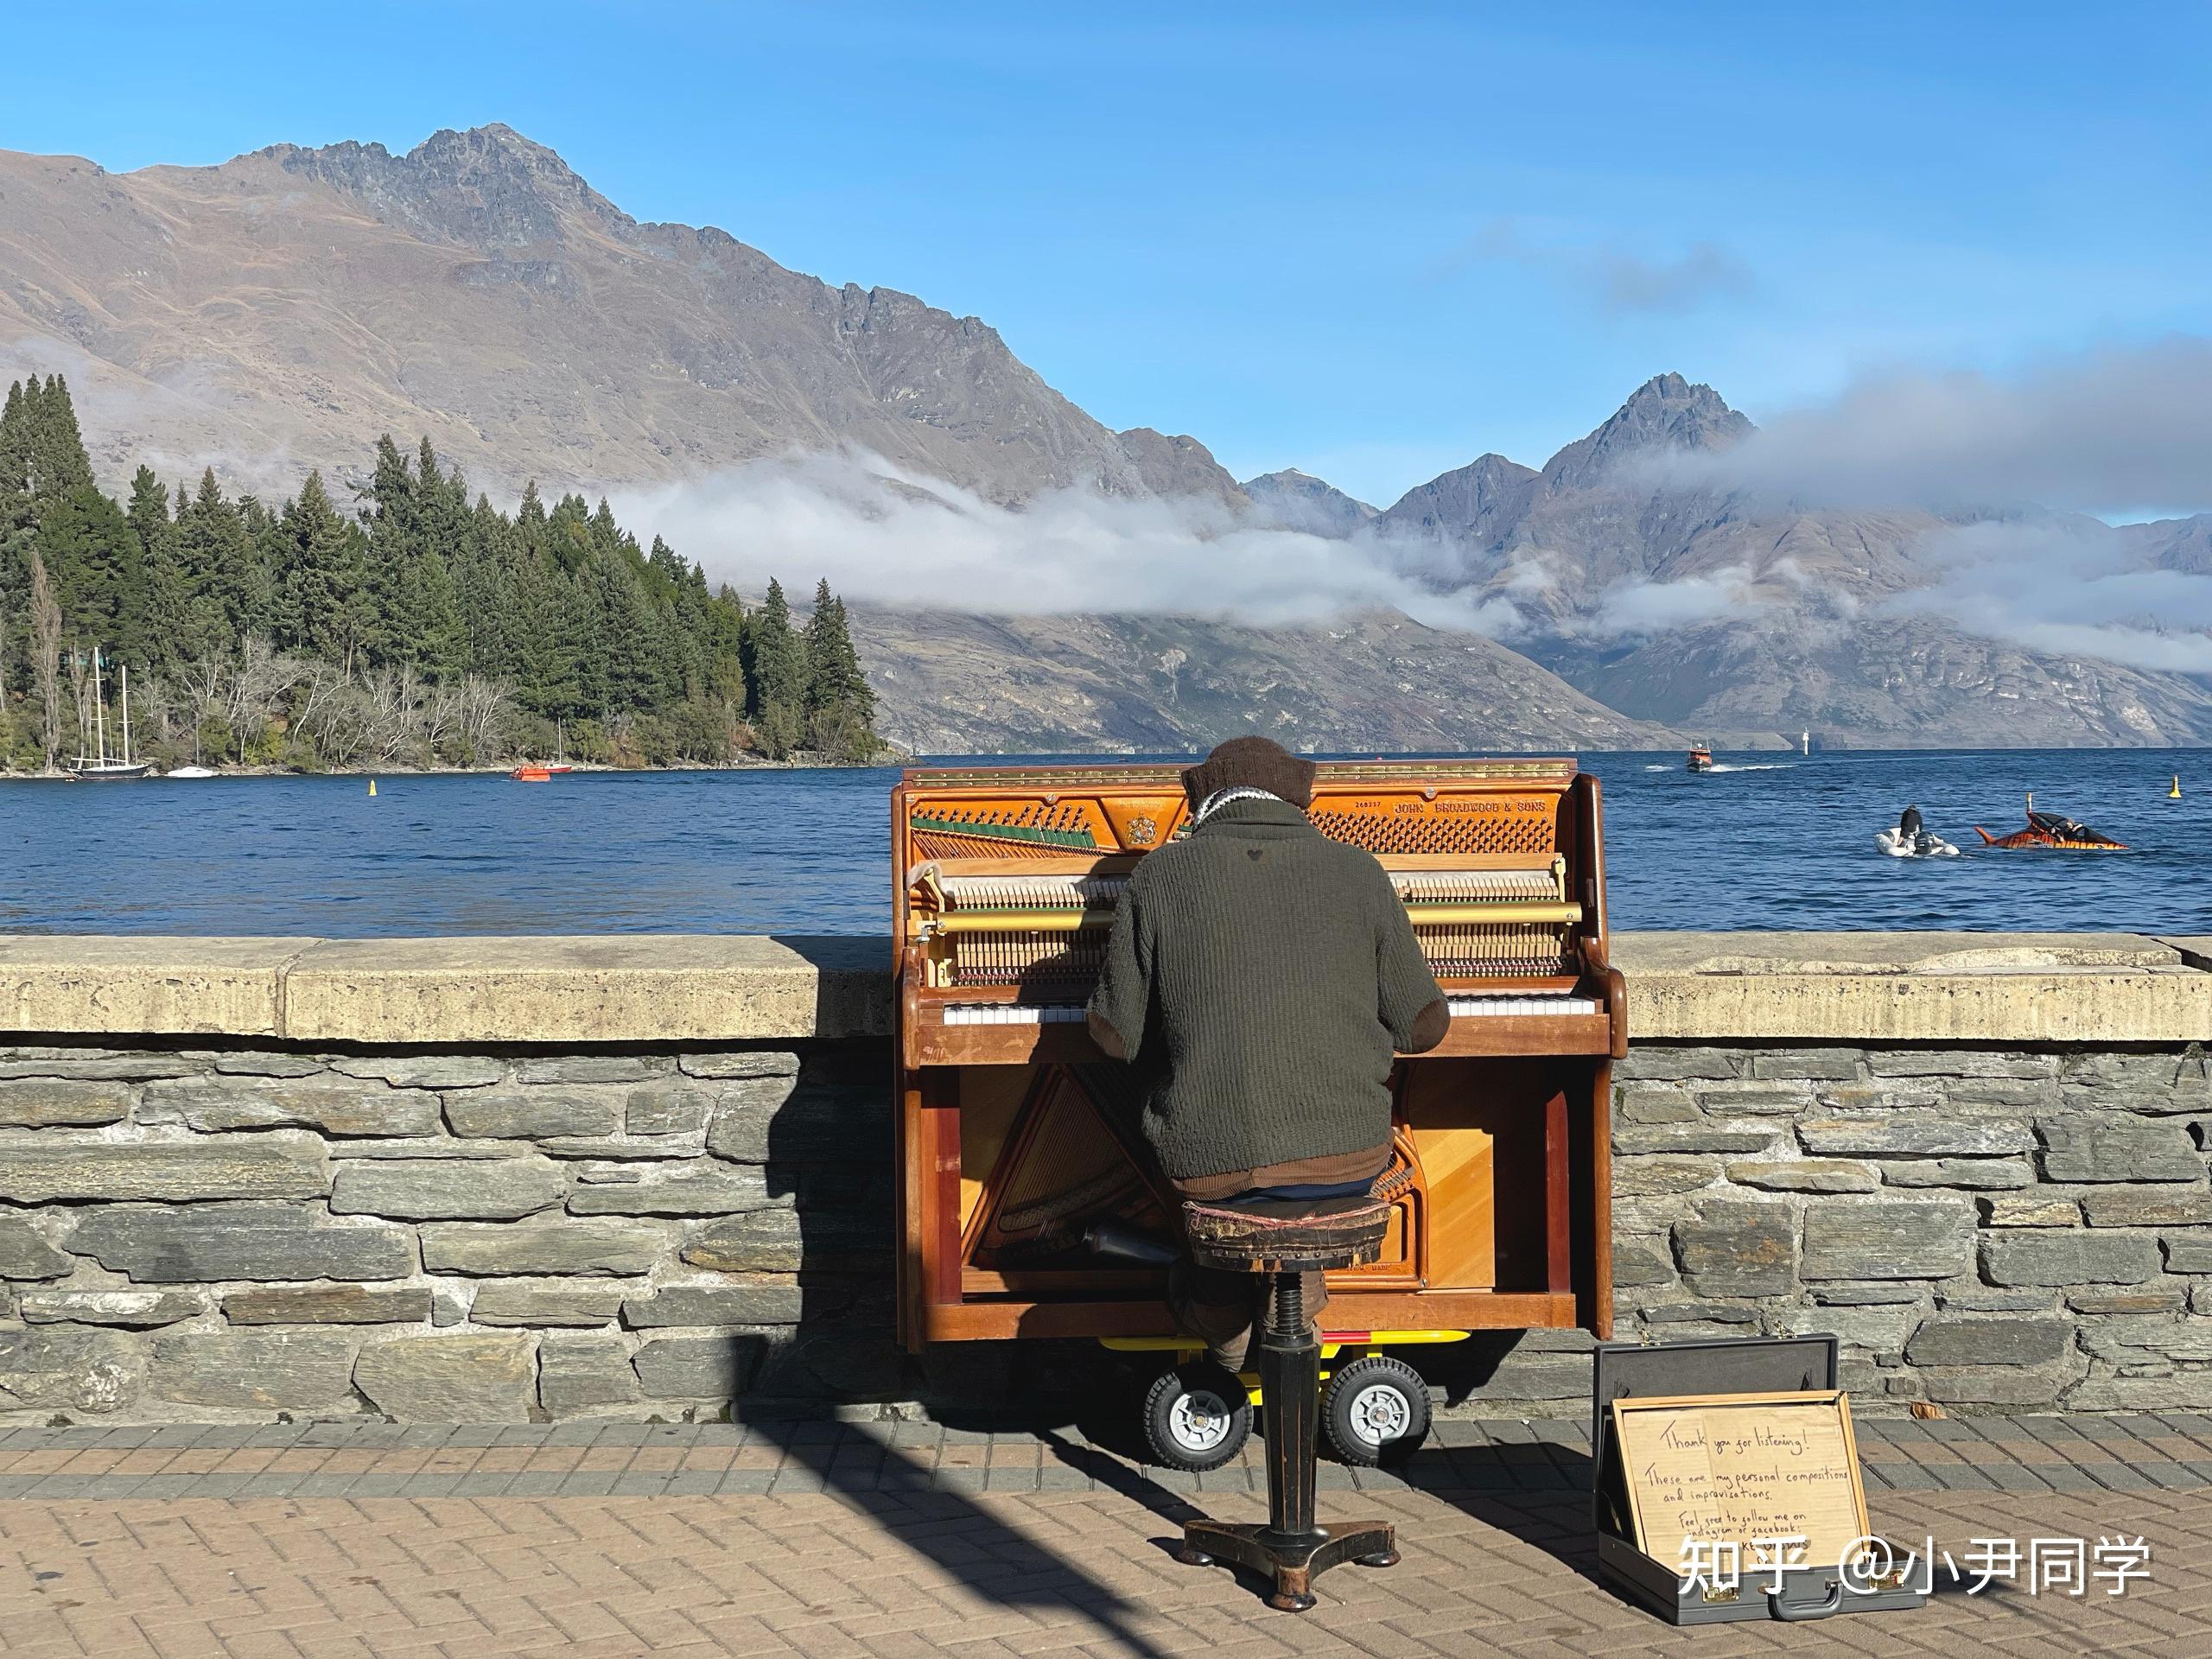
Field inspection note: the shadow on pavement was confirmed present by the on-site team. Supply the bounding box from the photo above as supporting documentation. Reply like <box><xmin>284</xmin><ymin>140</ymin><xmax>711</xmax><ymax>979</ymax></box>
<box><xmin>750</xmin><ymin>1408</ymin><xmax>1198</xmax><ymax>1659</ymax></box>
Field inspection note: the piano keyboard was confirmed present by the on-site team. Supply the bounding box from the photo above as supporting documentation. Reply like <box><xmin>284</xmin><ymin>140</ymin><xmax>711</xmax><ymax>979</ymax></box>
<box><xmin>942</xmin><ymin>1004</ymin><xmax>1089</xmax><ymax>1026</ymax></box>
<box><xmin>939</xmin><ymin>994</ymin><xmax>1601</xmax><ymax>1026</ymax></box>
<box><xmin>1447</xmin><ymin>995</ymin><xmax>1601</xmax><ymax>1017</ymax></box>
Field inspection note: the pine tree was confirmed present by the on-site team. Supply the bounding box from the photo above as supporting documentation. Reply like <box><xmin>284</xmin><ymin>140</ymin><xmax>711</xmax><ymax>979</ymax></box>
<box><xmin>0</xmin><ymin>380</ymin><xmax>31</xmax><ymax>495</ymax></box>
<box><xmin>0</xmin><ymin>377</ymin><xmax>884</xmax><ymax>772</ymax></box>
<box><xmin>359</xmin><ymin>435</ymin><xmax>416</xmax><ymax>667</ymax></box>
<box><xmin>801</xmin><ymin>578</ymin><xmax>875</xmax><ymax>759</ymax></box>
<box><xmin>406</xmin><ymin>438</ymin><xmax>467</xmax><ymax>675</ymax></box>
<box><xmin>122</xmin><ymin>466</ymin><xmax>190</xmax><ymax>668</ymax></box>
<box><xmin>0</xmin><ymin>383</ymin><xmax>32</xmax><ymax>698</ymax></box>
<box><xmin>274</xmin><ymin>474</ymin><xmax>373</xmax><ymax>670</ymax></box>
<box><xmin>748</xmin><ymin>578</ymin><xmax>804</xmax><ymax>715</ymax></box>
<box><xmin>704</xmin><ymin>582</ymin><xmax>748</xmax><ymax>706</ymax></box>
<box><xmin>182</xmin><ymin>471</ymin><xmax>268</xmax><ymax>643</ymax></box>
<box><xmin>738</xmin><ymin>578</ymin><xmax>802</xmax><ymax>758</ymax></box>
<box><xmin>35</xmin><ymin>482</ymin><xmax>135</xmax><ymax>647</ymax></box>
<box><xmin>27</xmin><ymin>375</ymin><xmax>94</xmax><ymax>498</ymax></box>
<box><xmin>457</xmin><ymin>494</ymin><xmax>514</xmax><ymax>680</ymax></box>
<box><xmin>403</xmin><ymin>546</ymin><xmax>466</xmax><ymax>677</ymax></box>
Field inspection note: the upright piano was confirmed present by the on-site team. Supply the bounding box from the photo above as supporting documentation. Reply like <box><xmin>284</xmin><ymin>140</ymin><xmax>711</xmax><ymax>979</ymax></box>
<box><xmin>893</xmin><ymin>760</ymin><xmax>1624</xmax><ymax>1350</ymax></box>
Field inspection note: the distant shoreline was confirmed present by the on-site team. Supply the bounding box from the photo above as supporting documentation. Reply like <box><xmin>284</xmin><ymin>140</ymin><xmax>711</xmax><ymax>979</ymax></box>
<box><xmin>0</xmin><ymin>754</ymin><xmax>885</xmax><ymax>781</ymax></box>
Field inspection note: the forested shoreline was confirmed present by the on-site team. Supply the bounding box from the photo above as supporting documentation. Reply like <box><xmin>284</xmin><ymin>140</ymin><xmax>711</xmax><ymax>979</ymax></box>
<box><xmin>0</xmin><ymin>376</ymin><xmax>880</xmax><ymax>774</ymax></box>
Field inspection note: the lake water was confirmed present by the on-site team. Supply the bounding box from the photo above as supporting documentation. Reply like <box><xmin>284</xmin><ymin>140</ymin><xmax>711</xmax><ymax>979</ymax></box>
<box><xmin>3</xmin><ymin>750</ymin><xmax>2207</xmax><ymax>937</ymax></box>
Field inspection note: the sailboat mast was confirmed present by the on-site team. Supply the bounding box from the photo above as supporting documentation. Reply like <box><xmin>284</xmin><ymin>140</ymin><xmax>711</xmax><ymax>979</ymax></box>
<box><xmin>121</xmin><ymin>664</ymin><xmax>131</xmax><ymax>766</ymax></box>
<box><xmin>92</xmin><ymin>647</ymin><xmax>108</xmax><ymax>766</ymax></box>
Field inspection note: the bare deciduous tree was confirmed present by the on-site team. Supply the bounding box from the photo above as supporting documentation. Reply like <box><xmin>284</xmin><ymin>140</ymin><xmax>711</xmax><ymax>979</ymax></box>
<box><xmin>66</xmin><ymin>645</ymin><xmax>92</xmax><ymax>767</ymax></box>
<box><xmin>454</xmin><ymin>676</ymin><xmax>516</xmax><ymax>766</ymax></box>
<box><xmin>29</xmin><ymin>553</ymin><xmax>61</xmax><ymax>771</ymax></box>
<box><xmin>364</xmin><ymin>665</ymin><xmax>425</xmax><ymax>766</ymax></box>
<box><xmin>286</xmin><ymin>659</ymin><xmax>349</xmax><ymax>749</ymax></box>
<box><xmin>239</xmin><ymin>639</ymin><xmax>308</xmax><ymax>763</ymax></box>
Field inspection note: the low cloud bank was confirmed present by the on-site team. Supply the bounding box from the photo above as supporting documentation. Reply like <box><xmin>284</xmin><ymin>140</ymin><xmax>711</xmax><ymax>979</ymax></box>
<box><xmin>1888</xmin><ymin>519</ymin><xmax>2212</xmax><ymax>675</ymax></box>
<box><xmin>613</xmin><ymin>449</ymin><xmax>1527</xmax><ymax>633</ymax></box>
<box><xmin>1669</xmin><ymin>337</ymin><xmax>2212</xmax><ymax>518</ymax></box>
<box><xmin>383</xmin><ymin>329</ymin><xmax>2212</xmax><ymax>684</ymax></box>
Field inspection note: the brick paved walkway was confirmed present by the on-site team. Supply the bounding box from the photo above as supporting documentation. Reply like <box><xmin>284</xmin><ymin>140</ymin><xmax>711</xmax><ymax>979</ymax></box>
<box><xmin>3</xmin><ymin>1415</ymin><xmax>2209</xmax><ymax>1656</ymax></box>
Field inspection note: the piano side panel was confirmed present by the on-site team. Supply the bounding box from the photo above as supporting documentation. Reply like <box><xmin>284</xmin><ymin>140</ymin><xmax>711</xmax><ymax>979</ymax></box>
<box><xmin>919</xmin><ymin>1070</ymin><xmax>962</xmax><ymax>1308</ymax></box>
<box><xmin>1576</xmin><ymin>1058</ymin><xmax>1616</xmax><ymax>1340</ymax></box>
<box><xmin>1408</xmin><ymin>1121</ymin><xmax>1496</xmax><ymax>1289</ymax></box>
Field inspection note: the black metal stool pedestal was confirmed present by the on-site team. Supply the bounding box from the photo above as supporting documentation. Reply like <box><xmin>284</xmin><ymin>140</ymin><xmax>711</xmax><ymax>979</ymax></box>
<box><xmin>1173</xmin><ymin>1195</ymin><xmax>1398</xmax><ymax>1612</ymax></box>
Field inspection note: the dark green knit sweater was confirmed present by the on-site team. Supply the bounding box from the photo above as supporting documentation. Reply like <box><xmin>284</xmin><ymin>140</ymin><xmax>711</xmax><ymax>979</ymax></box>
<box><xmin>1084</xmin><ymin>797</ymin><xmax>1448</xmax><ymax>1181</ymax></box>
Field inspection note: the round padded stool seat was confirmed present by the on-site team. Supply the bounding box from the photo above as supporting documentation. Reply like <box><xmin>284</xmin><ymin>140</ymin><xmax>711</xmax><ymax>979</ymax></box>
<box><xmin>1179</xmin><ymin>1194</ymin><xmax>1391</xmax><ymax>1275</ymax></box>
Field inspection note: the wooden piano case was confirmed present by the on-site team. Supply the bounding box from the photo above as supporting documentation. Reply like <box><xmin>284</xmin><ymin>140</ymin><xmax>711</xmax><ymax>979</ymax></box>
<box><xmin>893</xmin><ymin>760</ymin><xmax>1624</xmax><ymax>1351</ymax></box>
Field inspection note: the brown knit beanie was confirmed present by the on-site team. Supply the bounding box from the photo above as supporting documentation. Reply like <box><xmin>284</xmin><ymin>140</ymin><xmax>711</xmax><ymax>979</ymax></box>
<box><xmin>1180</xmin><ymin>735</ymin><xmax>1318</xmax><ymax>810</ymax></box>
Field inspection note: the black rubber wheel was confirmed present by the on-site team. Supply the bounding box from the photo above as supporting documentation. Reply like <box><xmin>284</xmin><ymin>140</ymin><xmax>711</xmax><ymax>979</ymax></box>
<box><xmin>1141</xmin><ymin>1362</ymin><xmax>1252</xmax><ymax>1471</ymax></box>
<box><xmin>1322</xmin><ymin>1355</ymin><xmax>1431</xmax><ymax>1465</ymax></box>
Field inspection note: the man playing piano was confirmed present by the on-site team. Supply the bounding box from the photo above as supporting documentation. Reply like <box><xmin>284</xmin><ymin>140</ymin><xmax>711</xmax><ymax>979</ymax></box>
<box><xmin>1085</xmin><ymin>735</ymin><xmax>1451</xmax><ymax>1367</ymax></box>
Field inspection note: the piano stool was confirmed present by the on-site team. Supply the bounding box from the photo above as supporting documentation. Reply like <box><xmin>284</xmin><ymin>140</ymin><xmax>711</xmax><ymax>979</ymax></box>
<box><xmin>1171</xmin><ymin>1195</ymin><xmax>1401</xmax><ymax>1613</ymax></box>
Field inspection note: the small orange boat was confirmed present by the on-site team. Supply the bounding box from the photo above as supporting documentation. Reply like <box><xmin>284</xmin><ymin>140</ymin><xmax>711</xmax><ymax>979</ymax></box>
<box><xmin>1686</xmin><ymin>743</ymin><xmax>1713</xmax><ymax>772</ymax></box>
<box><xmin>510</xmin><ymin>765</ymin><xmax>553</xmax><ymax>783</ymax></box>
<box><xmin>1975</xmin><ymin>794</ymin><xmax>2126</xmax><ymax>850</ymax></box>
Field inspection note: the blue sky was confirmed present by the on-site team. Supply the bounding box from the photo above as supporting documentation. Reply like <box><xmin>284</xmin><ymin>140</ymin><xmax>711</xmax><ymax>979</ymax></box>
<box><xmin>8</xmin><ymin>2</ymin><xmax>2208</xmax><ymax>508</ymax></box>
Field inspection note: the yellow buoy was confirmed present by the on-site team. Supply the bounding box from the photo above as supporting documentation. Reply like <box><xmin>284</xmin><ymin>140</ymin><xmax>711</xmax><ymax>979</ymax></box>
<box><xmin>2171</xmin><ymin>775</ymin><xmax>2183</xmax><ymax>799</ymax></box>
<box><xmin>367</xmin><ymin>779</ymin><xmax>378</xmax><ymax>797</ymax></box>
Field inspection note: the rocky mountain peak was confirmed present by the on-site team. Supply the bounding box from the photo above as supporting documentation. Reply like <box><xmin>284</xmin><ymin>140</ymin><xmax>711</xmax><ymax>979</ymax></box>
<box><xmin>1370</xmin><ymin>452</ymin><xmax>1540</xmax><ymax>546</ymax></box>
<box><xmin>1115</xmin><ymin>428</ymin><xmax>1250</xmax><ymax>508</ymax></box>
<box><xmin>1541</xmin><ymin>372</ymin><xmax>1752</xmax><ymax>493</ymax></box>
<box><xmin>1242</xmin><ymin>468</ymin><xmax>1378</xmax><ymax>538</ymax></box>
<box><xmin>256</xmin><ymin>124</ymin><xmax>630</xmax><ymax>249</ymax></box>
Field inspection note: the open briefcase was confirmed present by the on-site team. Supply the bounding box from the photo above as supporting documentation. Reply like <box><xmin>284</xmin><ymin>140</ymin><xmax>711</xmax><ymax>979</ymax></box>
<box><xmin>1590</xmin><ymin>1333</ymin><xmax>1929</xmax><ymax>1624</ymax></box>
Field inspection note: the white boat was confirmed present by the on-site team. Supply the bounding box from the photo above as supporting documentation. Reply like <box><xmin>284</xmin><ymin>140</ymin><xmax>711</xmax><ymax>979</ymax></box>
<box><xmin>1876</xmin><ymin>827</ymin><xmax>1960</xmax><ymax>858</ymax></box>
<box><xmin>67</xmin><ymin>650</ymin><xmax>152</xmax><ymax>781</ymax></box>
<box><xmin>165</xmin><ymin>766</ymin><xmax>218</xmax><ymax>779</ymax></box>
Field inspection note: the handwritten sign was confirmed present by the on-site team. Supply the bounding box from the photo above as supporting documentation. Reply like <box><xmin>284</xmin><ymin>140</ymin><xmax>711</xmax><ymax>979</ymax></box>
<box><xmin>1611</xmin><ymin>1390</ymin><xmax>1869</xmax><ymax>1573</ymax></box>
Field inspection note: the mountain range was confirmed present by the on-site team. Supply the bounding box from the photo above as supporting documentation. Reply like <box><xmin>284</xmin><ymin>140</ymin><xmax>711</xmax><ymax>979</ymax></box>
<box><xmin>3</xmin><ymin>124</ymin><xmax>2206</xmax><ymax>751</ymax></box>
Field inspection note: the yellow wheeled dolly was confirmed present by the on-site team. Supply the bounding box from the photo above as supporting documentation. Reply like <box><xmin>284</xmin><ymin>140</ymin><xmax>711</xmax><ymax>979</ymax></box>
<box><xmin>1102</xmin><ymin>1331</ymin><xmax>1469</xmax><ymax>1471</ymax></box>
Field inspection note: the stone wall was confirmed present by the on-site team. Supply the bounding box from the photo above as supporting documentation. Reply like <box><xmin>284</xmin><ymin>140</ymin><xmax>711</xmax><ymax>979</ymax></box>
<box><xmin>1598</xmin><ymin>1042</ymin><xmax>2212</xmax><ymax>1414</ymax></box>
<box><xmin>3</xmin><ymin>930</ymin><xmax>2210</xmax><ymax>1426</ymax></box>
<box><xmin>0</xmin><ymin>1038</ymin><xmax>909</xmax><ymax>1424</ymax></box>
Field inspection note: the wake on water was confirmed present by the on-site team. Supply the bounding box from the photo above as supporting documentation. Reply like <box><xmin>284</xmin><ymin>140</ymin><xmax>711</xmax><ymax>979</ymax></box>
<box><xmin>1644</xmin><ymin>762</ymin><xmax>1798</xmax><ymax>772</ymax></box>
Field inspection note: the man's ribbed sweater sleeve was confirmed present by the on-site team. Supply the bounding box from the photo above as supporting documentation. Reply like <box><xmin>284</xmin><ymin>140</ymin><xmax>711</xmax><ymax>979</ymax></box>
<box><xmin>1374</xmin><ymin>866</ymin><xmax>1449</xmax><ymax>1053</ymax></box>
<box><xmin>1085</xmin><ymin>874</ymin><xmax>1148</xmax><ymax>1061</ymax></box>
